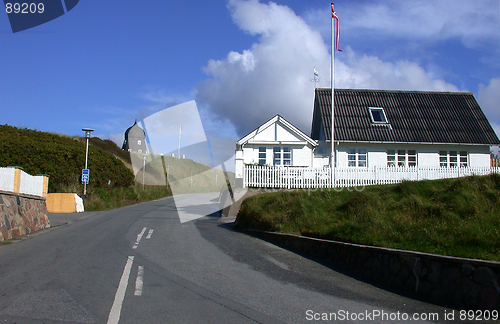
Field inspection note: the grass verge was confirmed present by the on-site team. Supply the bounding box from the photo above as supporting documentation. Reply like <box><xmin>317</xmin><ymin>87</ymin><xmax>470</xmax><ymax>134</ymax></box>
<box><xmin>83</xmin><ymin>184</ymin><xmax>172</xmax><ymax>211</ymax></box>
<box><xmin>235</xmin><ymin>174</ymin><xmax>500</xmax><ymax>262</ymax></box>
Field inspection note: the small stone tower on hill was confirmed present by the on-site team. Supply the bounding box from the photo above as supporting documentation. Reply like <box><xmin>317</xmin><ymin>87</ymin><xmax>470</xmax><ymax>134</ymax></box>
<box><xmin>122</xmin><ymin>120</ymin><xmax>147</xmax><ymax>154</ymax></box>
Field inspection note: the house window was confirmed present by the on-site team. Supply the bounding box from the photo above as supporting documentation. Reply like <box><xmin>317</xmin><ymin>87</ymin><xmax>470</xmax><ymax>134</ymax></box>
<box><xmin>439</xmin><ymin>151</ymin><xmax>448</xmax><ymax>167</ymax></box>
<box><xmin>387</xmin><ymin>150</ymin><xmax>417</xmax><ymax>167</ymax></box>
<box><xmin>273</xmin><ymin>147</ymin><xmax>292</xmax><ymax>166</ymax></box>
<box><xmin>258</xmin><ymin>147</ymin><xmax>266</xmax><ymax>165</ymax></box>
<box><xmin>408</xmin><ymin>150</ymin><xmax>417</xmax><ymax>167</ymax></box>
<box><xmin>460</xmin><ymin>151</ymin><xmax>468</xmax><ymax>167</ymax></box>
<box><xmin>348</xmin><ymin>149</ymin><xmax>367</xmax><ymax>167</ymax></box>
<box><xmin>138</xmin><ymin>140</ymin><xmax>142</xmax><ymax>145</ymax></box>
<box><xmin>440</xmin><ymin>151</ymin><xmax>468</xmax><ymax>167</ymax></box>
<box><xmin>397</xmin><ymin>150</ymin><xmax>406</xmax><ymax>166</ymax></box>
<box><xmin>369</xmin><ymin>107</ymin><xmax>388</xmax><ymax>123</ymax></box>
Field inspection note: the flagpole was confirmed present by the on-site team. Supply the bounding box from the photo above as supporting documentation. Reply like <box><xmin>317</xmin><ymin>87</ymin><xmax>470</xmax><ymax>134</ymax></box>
<box><xmin>330</xmin><ymin>2</ymin><xmax>336</xmax><ymax>186</ymax></box>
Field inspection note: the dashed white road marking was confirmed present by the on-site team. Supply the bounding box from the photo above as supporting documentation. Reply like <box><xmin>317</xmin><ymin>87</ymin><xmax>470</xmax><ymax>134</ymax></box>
<box><xmin>134</xmin><ymin>266</ymin><xmax>144</xmax><ymax>296</ymax></box>
<box><xmin>132</xmin><ymin>227</ymin><xmax>147</xmax><ymax>249</ymax></box>
<box><xmin>146</xmin><ymin>229</ymin><xmax>154</xmax><ymax>239</ymax></box>
<box><xmin>107</xmin><ymin>256</ymin><xmax>134</xmax><ymax>324</ymax></box>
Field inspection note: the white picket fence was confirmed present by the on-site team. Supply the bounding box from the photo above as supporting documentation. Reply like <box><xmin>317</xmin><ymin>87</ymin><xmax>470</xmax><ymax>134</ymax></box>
<box><xmin>0</xmin><ymin>167</ymin><xmax>47</xmax><ymax>197</ymax></box>
<box><xmin>244</xmin><ymin>165</ymin><xmax>500</xmax><ymax>189</ymax></box>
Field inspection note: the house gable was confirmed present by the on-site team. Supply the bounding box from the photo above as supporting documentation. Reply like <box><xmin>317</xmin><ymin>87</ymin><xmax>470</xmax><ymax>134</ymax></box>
<box><xmin>237</xmin><ymin>114</ymin><xmax>317</xmax><ymax>146</ymax></box>
<box><xmin>311</xmin><ymin>88</ymin><xmax>500</xmax><ymax>145</ymax></box>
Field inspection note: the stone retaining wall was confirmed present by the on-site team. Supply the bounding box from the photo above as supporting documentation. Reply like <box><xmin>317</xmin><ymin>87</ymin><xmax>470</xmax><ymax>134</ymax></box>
<box><xmin>0</xmin><ymin>191</ymin><xmax>51</xmax><ymax>241</ymax></box>
<box><xmin>248</xmin><ymin>230</ymin><xmax>500</xmax><ymax>310</ymax></box>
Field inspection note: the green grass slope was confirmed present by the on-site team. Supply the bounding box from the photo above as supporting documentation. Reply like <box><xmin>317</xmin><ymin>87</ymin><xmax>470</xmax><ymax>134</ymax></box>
<box><xmin>0</xmin><ymin>125</ymin><xmax>135</xmax><ymax>192</ymax></box>
<box><xmin>236</xmin><ymin>174</ymin><xmax>500</xmax><ymax>261</ymax></box>
<box><xmin>0</xmin><ymin>125</ymin><xmax>233</xmax><ymax>211</ymax></box>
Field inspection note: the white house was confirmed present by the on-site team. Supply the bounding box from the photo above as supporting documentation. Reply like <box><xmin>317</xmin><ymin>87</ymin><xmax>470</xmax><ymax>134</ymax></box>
<box><xmin>235</xmin><ymin>89</ymin><xmax>500</xmax><ymax>188</ymax></box>
<box><xmin>234</xmin><ymin>115</ymin><xmax>318</xmax><ymax>180</ymax></box>
<box><xmin>311</xmin><ymin>89</ymin><xmax>499</xmax><ymax>169</ymax></box>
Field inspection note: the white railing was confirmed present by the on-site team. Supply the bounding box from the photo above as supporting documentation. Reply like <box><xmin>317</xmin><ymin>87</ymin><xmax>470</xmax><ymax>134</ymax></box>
<box><xmin>0</xmin><ymin>167</ymin><xmax>48</xmax><ymax>197</ymax></box>
<box><xmin>244</xmin><ymin>165</ymin><xmax>500</xmax><ymax>189</ymax></box>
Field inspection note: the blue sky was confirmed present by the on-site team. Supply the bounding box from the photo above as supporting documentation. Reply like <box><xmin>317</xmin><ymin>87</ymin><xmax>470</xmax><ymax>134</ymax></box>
<box><xmin>2</xmin><ymin>0</ymin><xmax>500</xmax><ymax>152</ymax></box>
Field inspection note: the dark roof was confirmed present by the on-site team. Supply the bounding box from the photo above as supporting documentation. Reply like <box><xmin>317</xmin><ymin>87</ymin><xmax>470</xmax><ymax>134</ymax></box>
<box><xmin>311</xmin><ymin>88</ymin><xmax>500</xmax><ymax>145</ymax></box>
<box><xmin>124</xmin><ymin>120</ymin><xmax>145</xmax><ymax>139</ymax></box>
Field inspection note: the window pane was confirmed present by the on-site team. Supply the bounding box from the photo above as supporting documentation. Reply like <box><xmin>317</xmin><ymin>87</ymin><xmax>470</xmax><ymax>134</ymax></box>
<box><xmin>459</xmin><ymin>151</ymin><xmax>467</xmax><ymax>167</ymax></box>
<box><xmin>348</xmin><ymin>161</ymin><xmax>356</xmax><ymax>167</ymax></box>
<box><xmin>283</xmin><ymin>147</ymin><xmax>291</xmax><ymax>153</ymax></box>
<box><xmin>273</xmin><ymin>147</ymin><xmax>280</xmax><ymax>153</ymax></box>
<box><xmin>258</xmin><ymin>147</ymin><xmax>266</xmax><ymax>164</ymax></box>
<box><xmin>450</xmin><ymin>151</ymin><xmax>457</xmax><ymax>167</ymax></box>
<box><xmin>387</xmin><ymin>150</ymin><xmax>395</xmax><ymax>167</ymax></box>
<box><xmin>398</xmin><ymin>151</ymin><xmax>406</xmax><ymax>166</ymax></box>
<box><xmin>348</xmin><ymin>149</ymin><xmax>356</xmax><ymax>155</ymax></box>
<box><xmin>439</xmin><ymin>151</ymin><xmax>448</xmax><ymax>167</ymax></box>
<box><xmin>370</xmin><ymin>109</ymin><xmax>387</xmax><ymax>123</ymax></box>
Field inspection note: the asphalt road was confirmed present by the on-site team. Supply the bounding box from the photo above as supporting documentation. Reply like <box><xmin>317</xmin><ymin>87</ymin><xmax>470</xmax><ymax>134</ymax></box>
<box><xmin>0</xmin><ymin>193</ymin><xmax>456</xmax><ymax>324</ymax></box>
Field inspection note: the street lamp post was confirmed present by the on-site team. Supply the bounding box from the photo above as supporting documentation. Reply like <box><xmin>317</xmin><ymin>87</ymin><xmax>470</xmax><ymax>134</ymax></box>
<box><xmin>82</xmin><ymin>128</ymin><xmax>94</xmax><ymax>195</ymax></box>
<box><xmin>142</xmin><ymin>155</ymin><xmax>147</xmax><ymax>190</ymax></box>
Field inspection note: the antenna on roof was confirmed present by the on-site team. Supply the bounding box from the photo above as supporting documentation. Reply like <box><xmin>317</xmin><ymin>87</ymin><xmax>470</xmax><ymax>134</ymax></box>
<box><xmin>310</xmin><ymin>67</ymin><xmax>320</xmax><ymax>89</ymax></box>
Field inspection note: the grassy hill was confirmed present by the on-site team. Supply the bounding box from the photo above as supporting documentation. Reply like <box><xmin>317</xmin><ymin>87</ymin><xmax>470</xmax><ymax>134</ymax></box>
<box><xmin>236</xmin><ymin>174</ymin><xmax>500</xmax><ymax>261</ymax></box>
<box><xmin>0</xmin><ymin>125</ymin><xmax>135</xmax><ymax>192</ymax></box>
<box><xmin>0</xmin><ymin>125</ymin><xmax>233</xmax><ymax>211</ymax></box>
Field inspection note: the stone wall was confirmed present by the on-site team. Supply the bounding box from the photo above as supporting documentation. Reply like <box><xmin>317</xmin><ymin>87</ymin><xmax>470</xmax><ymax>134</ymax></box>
<box><xmin>0</xmin><ymin>191</ymin><xmax>51</xmax><ymax>241</ymax></box>
<box><xmin>248</xmin><ymin>230</ymin><xmax>500</xmax><ymax>310</ymax></box>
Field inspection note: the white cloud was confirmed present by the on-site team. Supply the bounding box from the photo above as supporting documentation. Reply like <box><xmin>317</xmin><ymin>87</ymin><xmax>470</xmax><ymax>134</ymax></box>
<box><xmin>478</xmin><ymin>78</ymin><xmax>500</xmax><ymax>137</ymax></box>
<box><xmin>197</xmin><ymin>0</ymin><xmax>462</xmax><ymax>137</ymax></box>
<box><xmin>335</xmin><ymin>47</ymin><xmax>460</xmax><ymax>92</ymax></box>
<box><xmin>307</xmin><ymin>0</ymin><xmax>500</xmax><ymax>49</ymax></box>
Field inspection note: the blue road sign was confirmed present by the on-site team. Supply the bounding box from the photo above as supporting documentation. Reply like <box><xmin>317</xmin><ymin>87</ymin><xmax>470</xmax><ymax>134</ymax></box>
<box><xmin>82</xmin><ymin>169</ymin><xmax>89</xmax><ymax>183</ymax></box>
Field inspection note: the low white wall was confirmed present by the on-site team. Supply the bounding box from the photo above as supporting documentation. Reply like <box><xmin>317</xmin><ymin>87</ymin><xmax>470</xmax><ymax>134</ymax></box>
<box><xmin>0</xmin><ymin>168</ymin><xmax>15</xmax><ymax>192</ymax></box>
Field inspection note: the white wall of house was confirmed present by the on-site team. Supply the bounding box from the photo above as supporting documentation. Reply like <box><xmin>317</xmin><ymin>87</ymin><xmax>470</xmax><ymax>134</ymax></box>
<box><xmin>332</xmin><ymin>143</ymin><xmax>492</xmax><ymax>168</ymax></box>
<box><xmin>241</xmin><ymin>144</ymin><xmax>314</xmax><ymax>166</ymax></box>
<box><xmin>236</xmin><ymin>116</ymin><xmax>318</xmax><ymax>170</ymax></box>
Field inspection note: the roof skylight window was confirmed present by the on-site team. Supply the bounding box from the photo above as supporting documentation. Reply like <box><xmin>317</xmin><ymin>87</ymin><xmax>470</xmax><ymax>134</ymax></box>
<box><xmin>369</xmin><ymin>107</ymin><xmax>388</xmax><ymax>124</ymax></box>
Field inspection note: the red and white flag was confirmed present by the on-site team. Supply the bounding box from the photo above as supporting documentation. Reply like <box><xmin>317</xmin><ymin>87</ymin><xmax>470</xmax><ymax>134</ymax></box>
<box><xmin>331</xmin><ymin>3</ymin><xmax>342</xmax><ymax>52</ymax></box>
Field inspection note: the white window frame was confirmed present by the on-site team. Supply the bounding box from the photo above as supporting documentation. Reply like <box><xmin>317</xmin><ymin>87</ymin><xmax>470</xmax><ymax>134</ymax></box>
<box><xmin>258</xmin><ymin>147</ymin><xmax>266</xmax><ymax>165</ymax></box>
<box><xmin>440</xmin><ymin>151</ymin><xmax>468</xmax><ymax>168</ymax></box>
<box><xmin>348</xmin><ymin>149</ymin><xmax>367</xmax><ymax>167</ymax></box>
<box><xmin>369</xmin><ymin>107</ymin><xmax>388</xmax><ymax>124</ymax></box>
<box><xmin>387</xmin><ymin>150</ymin><xmax>417</xmax><ymax>167</ymax></box>
<box><xmin>273</xmin><ymin>147</ymin><xmax>292</xmax><ymax>166</ymax></box>
<box><xmin>137</xmin><ymin>140</ymin><xmax>142</xmax><ymax>145</ymax></box>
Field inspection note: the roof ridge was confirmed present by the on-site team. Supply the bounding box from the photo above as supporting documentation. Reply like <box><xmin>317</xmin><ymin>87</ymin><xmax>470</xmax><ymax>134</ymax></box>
<box><xmin>315</xmin><ymin>88</ymin><xmax>473</xmax><ymax>95</ymax></box>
